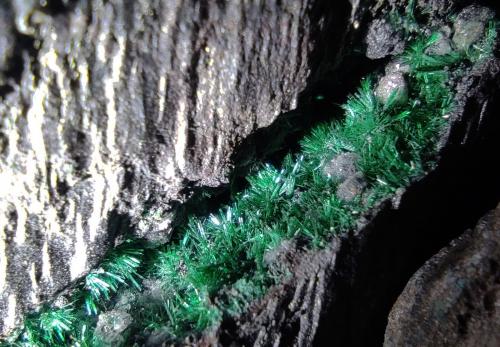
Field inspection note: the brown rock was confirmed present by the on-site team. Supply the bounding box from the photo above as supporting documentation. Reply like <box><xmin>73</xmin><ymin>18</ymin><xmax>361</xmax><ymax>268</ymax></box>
<box><xmin>384</xmin><ymin>203</ymin><xmax>500</xmax><ymax>347</ymax></box>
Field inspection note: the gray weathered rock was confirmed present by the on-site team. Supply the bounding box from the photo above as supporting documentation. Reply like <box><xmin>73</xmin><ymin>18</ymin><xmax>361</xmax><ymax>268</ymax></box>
<box><xmin>0</xmin><ymin>0</ymin><xmax>353</xmax><ymax>334</ymax></box>
<box><xmin>385</xmin><ymin>58</ymin><xmax>411</xmax><ymax>75</ymax></box>
<box><xmin>322</xmin><ymin>152</ymin><xmax>360</xmax><ymax>181</ymax></box>
<box><xmin>9</xmin><ymin>0</ymin><xmax>38</xmax><ymax>36</ymax></box>
<box><xmin>94</xmin><ymin>309</ymin><xmax>133</xmax><ymax>346</ymax></box>
<box><xmin>337</xmin><ymin>172</ymin><xmax>367</xmax><ymax>202</ymax></box>
<box><xmin>416</xmin><ymin>0</ymin><xmax>456</xmax><ymax>16</ymax></box>
<box><xmin>263</xmin><ymin>239</ymin><xmax>302</xmax><ymax>278</ymax></box>
<box><xmin>384</xmin><ymin>203</ymin><xmax>500</xmax><ymax>347</ymax></box>
<box><xmin>112</xmin><ymin>289</ymin><xmax>135</xmax><ymax>313</ymax></box>
<box><xmin>375</xmin><ymin>72</ymin><xmax>409</xmax><ymax>105</ymax></box>
<box><xmin>453</xmin><ymin>5</ymin><xmax>494</xmax><ymax>51</ymax></box>
<box><xmin>145</xmin><ymin>327</ymin><xmax>171</xmax><ymax>347</ymax></box>
<box><xmin>425</xmin><ymin>32</ymin><xmax>453</xmax><ymax>56</ymax></box>
<box><xmin>366</xmin><ymin>19</ymin><xmax>405</xmax><ymax>59</ymax></box>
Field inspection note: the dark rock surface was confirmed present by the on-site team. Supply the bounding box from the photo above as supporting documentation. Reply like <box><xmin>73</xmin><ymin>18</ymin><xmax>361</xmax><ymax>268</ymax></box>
<box><xmin>384</xmin><ymin>203</ymin><xmax>500</xmax><ymax>347</ymax></box>
<box><xmin>0</xmin><ymin>0</ymin><xmax>356</xmax><ymax>334</ymax></box>
<box><xmin>365</xmin><ymin>19</ymin><xmax>405</xmax><ymax>60</ymax></box>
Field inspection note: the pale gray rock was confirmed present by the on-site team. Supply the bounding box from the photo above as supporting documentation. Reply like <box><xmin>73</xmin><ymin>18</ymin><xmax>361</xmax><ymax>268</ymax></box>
<box><xmin>322</xmin><ymin>152</ymin><xmax>360</xmax><ymax>181</ymax></box>
<box><xmin>416</xmin><ymin>0</ymin><xmax>456</xmax><ymax>17</ymax></box>
<box><xmin>452</xmin><ymin>5</ymin><xmax>494</xmax><ymax>51</ymax></box>
<box><xmin>375</xmin><ymin>72</ymin><xmax>409</xmax><ymax>105</ymax></box>
<box><xmin>425</xmin><ymin>32</ymin><xmax>453</xmax><ymax>56</ymax></box>
<box><xmin>113</xmin><ymin>290</ymin><xmax>136</xmax><ymax>312</ymax></box>
<box><xmin>94</xmin><ymin>310</ymin><xmax>133</xmax><ymax>347</ymax></box>
<box><xmin>385</xmin><ymin>59</ymin><xmax>411</xmax><ymax>75</ymax></box>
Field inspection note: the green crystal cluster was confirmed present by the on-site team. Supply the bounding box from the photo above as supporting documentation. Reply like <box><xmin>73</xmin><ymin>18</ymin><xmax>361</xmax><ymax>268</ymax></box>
<box><xmin>1</xmin><ymin>11</ymin><xmax>496</xmax><ymax>347</ymax></box>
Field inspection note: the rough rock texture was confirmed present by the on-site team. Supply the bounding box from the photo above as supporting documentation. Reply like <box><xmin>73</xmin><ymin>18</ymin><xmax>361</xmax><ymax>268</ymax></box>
<box><xmin>322</xmin><ymin>152</ymin><xmax>359</xmax><ymax>181</ymax></box>
<box><xmin>336</xmin><ymin>173</ymin><xmax>367</xmax><ymax>202</ymax></box>
<box><xmin>0</xmin><ymin>0</ymin><xmax>356</xmax><ymax>334</ymax></box>
<box><xmin>1</xmin><ymin>0</ymin><xmax>499</xmax><ymax>341</ymax></box>
<box><xmin>384</xmin><ymin>203</ymin><xmax>500</xmax><ymax>347</ymax></box>
<box><xmin>453</xmin><ymin>5</ymin><xmax>495</xmax><ymax>50</ymax></box>
<box><xmin>385</xmin><ymin>58</ymin><xmax>411</xmax><ymax>75</ymax></box>
<box><xmin>375</xmin><ymin>72</ymin><xmax>408</xmax><ymax>105</ymax></box>
<box><xmin>365</xmin><ymin>19</ymin><xmax>405</xmax><ymax>60</ymax></box>
<box><xmin>425</xmin><ymin>31</ymin><xmax>453</xmax><ymax>56</ymax></box>
<box><xmin>197</xmin><ymin>43</ymin><xmax>500</xmax><ymax>347</ymax></box>
<box><xmin>417</xmin><ymin>0</ymin><xmax>458</xmax><ymax>14</ymax></box>
<box><xmin>94</xmin><ymin>309</ymin><xmax>133</xmax><ymax>347</ymax></box>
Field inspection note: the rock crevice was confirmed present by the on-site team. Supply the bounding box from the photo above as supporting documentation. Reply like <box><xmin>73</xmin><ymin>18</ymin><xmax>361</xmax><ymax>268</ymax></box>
<box><xmin>0</xmin><ymin>0</ymin><xmax>356</xmax><ymax>334</ymax></box>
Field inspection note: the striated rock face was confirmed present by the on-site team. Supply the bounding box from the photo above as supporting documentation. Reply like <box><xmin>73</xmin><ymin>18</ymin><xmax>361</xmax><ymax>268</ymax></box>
<box><xmin>0</xmin><ymin>0</ymin><xmax>353</xmax><ymax>333</ymax></box>
<box><xmin>384</xmin><ymin>203</ymin><xmax>500</xmax><ymax>347</ymax></box>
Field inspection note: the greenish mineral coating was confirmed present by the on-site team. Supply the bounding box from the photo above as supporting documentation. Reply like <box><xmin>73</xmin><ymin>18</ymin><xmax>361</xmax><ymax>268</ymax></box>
<box><xmin>0</xmin><ymin>6</ymin><xmax>497</xmax><ymax>347</ymax></box>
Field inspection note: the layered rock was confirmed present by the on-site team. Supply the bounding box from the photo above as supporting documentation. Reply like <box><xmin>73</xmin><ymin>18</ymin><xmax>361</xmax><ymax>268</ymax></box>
<box><xmin>0</xmin><ymin>0</ymin><xmax>353</xmax><ymax>333</ymax></box>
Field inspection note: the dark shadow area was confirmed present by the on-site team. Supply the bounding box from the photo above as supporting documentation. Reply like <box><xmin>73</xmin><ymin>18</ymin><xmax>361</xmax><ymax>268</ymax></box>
<box><xmin>106</xmin><ymin>209</ymin><xmax>134</xmax><ymax>245</ymax></box>
<box><xmin>314</xmin><ymin>58</ymin><xmax>500</xmax><ymax>346</ymax></box>
<box><xmin>167</xmin><ymin>0</ymin><xmax>382</xmax><ymax>237</ymax></box>
<box><xmin>0</xmin><ymin>32</ymin><xmax>36</xmax><ymax>97</ymax></box>
<box><xmin>39</xmin><ymin>0</ymin><xmax>76</xmax><ymax>16</ymax></box>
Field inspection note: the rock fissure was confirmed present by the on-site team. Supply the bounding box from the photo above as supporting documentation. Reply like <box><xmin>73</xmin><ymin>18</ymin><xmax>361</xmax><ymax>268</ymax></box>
<box><xmin>1</xmin><ymin>1</ymin><xmax>499</xmax><ymax>346</ymax></box>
